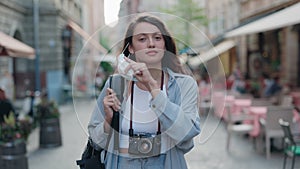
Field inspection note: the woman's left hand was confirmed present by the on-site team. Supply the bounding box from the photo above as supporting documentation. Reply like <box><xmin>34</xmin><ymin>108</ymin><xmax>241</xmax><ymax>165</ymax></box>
<box><xmin>124</xmin><ymin>57</ymin><xmax>159</xmax><ymax>92</ymax></box>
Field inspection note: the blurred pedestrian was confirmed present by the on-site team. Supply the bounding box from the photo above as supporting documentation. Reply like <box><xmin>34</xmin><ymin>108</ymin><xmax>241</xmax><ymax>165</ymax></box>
<box><xmin>233</xmin><ymin>64</ymin><xmax>242</xmax><ymax>80</ymax></box>
<box><xmin>226</xmin><ymin>74</ymin><xmax>235</xmax><ymax>90</ymax></box>
<box><xmin>18</xmin><ymin>90</ymin><xmax>40</xmax><ymax>122</ymax></box>
<box><xmin>248</xmin><ymin>78</ymin><xmax>261</xmax><ymax>98</ymax></box>
<box><xmin>0</xmin><ymin>71</ymin><xmax>15</xmax><ymax>101</ymax></box>
<box><xmin>0</xmin><ymin>88</ymin><xmax>16</xmax><ymax>124</ymax></box>
<box><xmin>231</xmin><ymin>74</ymin><xmax>246</xmax><ymax>94</ymax></box>
<box><xmin>263</xmin><ymin>75</ymin><xmax>282</xmax><ymax>98</ymax></box>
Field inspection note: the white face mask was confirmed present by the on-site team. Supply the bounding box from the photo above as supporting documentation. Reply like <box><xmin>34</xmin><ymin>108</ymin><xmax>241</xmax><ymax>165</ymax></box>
<box><xmin>117</xmin><ymin>43</ymin><xmax>137</xmax><ymax>81</ymax></box>
<box><xmin>117</xmin><ymin>53</ymin><xmax>136</xmax><ymax>81</ymax></box>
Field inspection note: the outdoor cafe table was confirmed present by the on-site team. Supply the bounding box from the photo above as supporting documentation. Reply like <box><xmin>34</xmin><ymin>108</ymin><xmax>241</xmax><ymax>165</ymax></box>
<box><xmin>247</xmin><ymin>106</ymin><xmax>300</xmax><ymax>137</ymax></box>
<box><xmin>231</xmin><ymin>99</ymin><xmax>252</xmax><ymax>114</ymax></box>
<box><xmin>222</xmin><ymin>95</ymin><xmax>235</xmax><ymax>119</ymax></box>
<box><xmin>212</xmin><ymin>92</ymin><xmax>225</xmax><ymax>118</ymax></box>
<box><xmin>223</xmin><ymin>98</ymin><xmax>252</xmax><ymax>122</ymax></box>
<box><xmin>247</xmin><ymin>106</ymin><xmax>268</xmax><ymax>137</ymax></box>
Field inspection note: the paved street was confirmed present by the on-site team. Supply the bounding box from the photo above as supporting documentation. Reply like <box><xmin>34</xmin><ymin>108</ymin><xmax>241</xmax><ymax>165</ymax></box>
<box><xmin>26</xmin><ymin>98</ymin><xmax>299</xmax><ymax>169</ymax></box>
<box><xmin>26</xmin><ymin>98</ymin><xmax>93</xmax><ymax>169</ymax></box>
<box><xmin>186</xmin><ymin>114</ymin><xmax>293</xmax><ymax>169</ymax></box>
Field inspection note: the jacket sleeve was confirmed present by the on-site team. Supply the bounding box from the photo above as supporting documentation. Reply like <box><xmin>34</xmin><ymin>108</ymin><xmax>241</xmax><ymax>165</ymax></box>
<box><xmin>150</xmin><ymin>76</ymin><xmax>200</xmax><ymax>153</ymax></box>
<box><xmin>88</xmin><ymin>79</ymin><xmax>110</xmax><ymax>148</ymax></box>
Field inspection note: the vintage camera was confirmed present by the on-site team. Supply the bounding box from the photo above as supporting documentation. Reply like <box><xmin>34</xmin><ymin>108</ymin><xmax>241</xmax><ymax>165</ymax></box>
<box><xmin>128</xmin><ymin>133</ymin><xmax>161</xmax><ymax>157</ymax></box>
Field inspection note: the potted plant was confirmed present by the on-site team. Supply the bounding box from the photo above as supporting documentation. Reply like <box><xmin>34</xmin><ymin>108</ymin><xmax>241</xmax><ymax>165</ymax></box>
<box><xmin>0</xmin><ymin>112</ymin><xmax>32</xmax><ymax>169</ymax></box>
<box><xmin>36</xmin><ymin>95</ymin><xmax>62</xmax><ymax>148</ymax></box>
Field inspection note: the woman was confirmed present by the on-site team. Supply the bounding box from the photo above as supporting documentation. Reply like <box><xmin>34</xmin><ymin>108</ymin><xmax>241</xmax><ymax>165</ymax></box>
<box><xmin>88</xmin><ymin>13</ymin><xmax>200</xmax><ymax>169</ymax></box>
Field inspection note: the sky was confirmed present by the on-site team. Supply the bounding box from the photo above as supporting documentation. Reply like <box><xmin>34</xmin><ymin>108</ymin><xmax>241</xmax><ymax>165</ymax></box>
<box><xmin>104</xmin><ymin>0</ymin><xmax>122</xmax><ymax>26</ymax></box>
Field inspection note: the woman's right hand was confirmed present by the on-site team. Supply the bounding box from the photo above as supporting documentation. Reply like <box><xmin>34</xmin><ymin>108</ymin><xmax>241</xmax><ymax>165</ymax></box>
<box><xmin>103</xmin><ymin>88</ymin><xmax>121</xmax><ymax>133</ymax></box>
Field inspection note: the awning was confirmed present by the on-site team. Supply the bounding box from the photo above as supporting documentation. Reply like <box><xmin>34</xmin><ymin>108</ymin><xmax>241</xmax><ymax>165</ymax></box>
<box><xmin>0</xmin><ymin>31</ymin><xmax>35</xmax><ymax>59</ymax></box>
<box><xmin>68</xmin><ymin>20</ymin><xmax>108</xmax><ymax>54</ymax></box>
<box><xmin>225</xmin><ymin>2</ymin><xmax>300</xmax><ymax>38</ymax></box>
<box><xmin>188</xmin><ymin>40</ymin><xmax>235</xmax><ymax>67</ymax></box>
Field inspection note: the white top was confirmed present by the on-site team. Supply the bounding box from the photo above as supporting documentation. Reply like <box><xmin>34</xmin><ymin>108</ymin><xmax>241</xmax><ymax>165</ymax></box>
<box><xmin>119</xmin><ymin>84</ymin><xmax>166</xmax><ymax>149</ymax></box>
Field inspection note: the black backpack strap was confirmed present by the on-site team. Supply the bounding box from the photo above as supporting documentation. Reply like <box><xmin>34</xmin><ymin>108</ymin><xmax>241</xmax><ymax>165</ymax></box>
<box><xmin>109</xmin><ymin>74</ymin><xmax>125</xmax><ymax>151</ymax></box>
<box><xmin>76</xmin><ymin>75</ymin><xmax>124</xmax><ymax>168</ymax></box>
<box><xmin>109</xmin><ymin>74</ymin><xmax>125</xmax><ymax>102</ymax></box>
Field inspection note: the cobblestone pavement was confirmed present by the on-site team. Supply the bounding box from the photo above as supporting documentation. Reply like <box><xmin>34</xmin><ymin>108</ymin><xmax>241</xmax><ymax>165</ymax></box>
<box><xmin>26</xmin><ymin>99</ymin><xmax>299</xmax><ymax>169</ymax></box>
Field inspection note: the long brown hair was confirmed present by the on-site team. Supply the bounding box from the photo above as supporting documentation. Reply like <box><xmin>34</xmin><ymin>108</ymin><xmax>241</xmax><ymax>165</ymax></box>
<box><xmin>120</xmin><ymin>14</ymin><xmax>185</xmax><ymax>74</ymax></box>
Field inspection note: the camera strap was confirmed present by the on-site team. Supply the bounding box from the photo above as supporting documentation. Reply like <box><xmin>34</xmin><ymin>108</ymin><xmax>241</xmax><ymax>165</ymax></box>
<box><xmin>129</xmin><ymin>71</ymin><xmax>164</xmax><ymax>137</ymax></box>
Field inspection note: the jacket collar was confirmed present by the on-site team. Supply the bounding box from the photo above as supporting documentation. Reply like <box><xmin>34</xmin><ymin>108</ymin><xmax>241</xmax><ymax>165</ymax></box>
<box><xmin>164</xmin><ymin>67</ymin><xmax>186</xmax><ymax>87</ymax></box>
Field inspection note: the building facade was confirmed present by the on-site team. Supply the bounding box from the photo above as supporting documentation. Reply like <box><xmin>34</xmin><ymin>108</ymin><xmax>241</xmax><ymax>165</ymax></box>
<box><xmin>205</xmin><ymin>0</ymin><xmax>300</xmax><ymax>89</ymax></box>
<box><xmin>203</xmin><ymin>0</ymin><xmax>240</xmax><ymax>76</ymax></box>
<box><xmin>206</xmin><ymin>0</ymin><xmax>240</xmax><ymax>39</ymax></box>
<box><xmin>0</xmin><ymin>0</ymin><xmax>86</xmax><ymax>101</ymax></box>
<box><xmin>0</xmin><ymin>0</ymin><xmax>35</xmax><ymax>99</ymax></box>
<box><xmin>236</xmin><ymin>0</ymin><xmax>300</xmax><ymax>87</ymax></box>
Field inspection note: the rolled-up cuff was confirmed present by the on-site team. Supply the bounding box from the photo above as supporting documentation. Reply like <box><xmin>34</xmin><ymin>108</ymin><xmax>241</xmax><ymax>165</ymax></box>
<box><xmin>150</xmin><ymin>91</ymin><xmax>167</xmax><ymax>115</ymax></box>
<box><xmin>89</xmin><ymin>122</ymin><xmax>109</xmax><ymax>149</ymax></box>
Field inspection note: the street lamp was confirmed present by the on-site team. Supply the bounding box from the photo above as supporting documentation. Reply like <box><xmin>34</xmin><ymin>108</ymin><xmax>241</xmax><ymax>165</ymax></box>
<box><xmin>61</xmin><ymin>25</ymin><xmax>72</xmax><ymax>83</ymax></box>
<box><xmin>33</xmin><ymin>0</ymin><xmax>40</xmax><ymax>92</ymax></box>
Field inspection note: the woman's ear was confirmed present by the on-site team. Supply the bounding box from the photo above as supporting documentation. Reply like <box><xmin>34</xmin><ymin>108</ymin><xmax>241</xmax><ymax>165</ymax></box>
<box><xmin>128</xmin><ymin>45</ymin><xmax>134</xmax><ymax>54</ymax></box>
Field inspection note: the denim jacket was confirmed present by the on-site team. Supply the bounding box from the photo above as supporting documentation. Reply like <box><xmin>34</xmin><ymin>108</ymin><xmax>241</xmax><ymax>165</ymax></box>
<box><xmin>88</xmin><ymin>68</ymin><xmax>201</xmax><ymax>169</ymax></box>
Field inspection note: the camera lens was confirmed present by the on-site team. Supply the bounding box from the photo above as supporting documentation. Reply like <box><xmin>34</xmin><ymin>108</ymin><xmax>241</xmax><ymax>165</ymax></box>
<box><xmin>138</xmin><ymin>139</ymin><xmax>152</xmax><ymax>154</ymax></box>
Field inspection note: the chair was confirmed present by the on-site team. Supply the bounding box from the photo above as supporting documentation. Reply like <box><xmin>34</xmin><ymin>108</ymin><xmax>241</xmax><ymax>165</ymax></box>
<box><xmin>226</xmin><ymin>104</ymin><xmax>254</xmax><ymax>151</ymax></box>
<box><xmin>280</xmin><ymin>95</ymin><xmax>293</xmax><ymax>106</ymax></box>
<box><xmin>278</xmin><ymin>119</ymin><xmax>300</xmax><ymax>169</ymax></box>
<box><xmin>251</xmin><ymin>98</ymin><xmax>273</xmax><ymax>107</ymax></box>
<box><xmin>260</xmin><ymin>106</ymin><xmax>294</xmax><ymax>159</ymax></box>
<box><xmin>234</xmin><ymin>93</ymin><xmax>253</xmax><ymax>99</ymax></box>
<box><xmin>199</xmin><ymin>100</ymin><xmax>212</xmax><ymax>117</ymax></box>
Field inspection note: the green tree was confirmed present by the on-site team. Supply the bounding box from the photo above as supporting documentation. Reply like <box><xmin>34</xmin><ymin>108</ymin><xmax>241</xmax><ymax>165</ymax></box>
<box><xmin>160</xmin><ymin>0</ymin><xmax>208</xmax><ymax>51</ymax></box>
<box><xmin>99</xmin><ymin>32</ymin><xmax>112</xmax><ymax>53</ymax></box>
